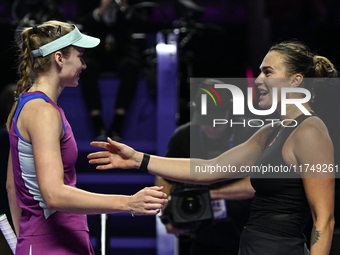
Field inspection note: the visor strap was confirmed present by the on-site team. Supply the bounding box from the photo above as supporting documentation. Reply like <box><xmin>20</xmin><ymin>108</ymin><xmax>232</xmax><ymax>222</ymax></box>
<box><xmin>31</xmin><ymin>25</ymin><xmax>81</xmax><ymax>58</ymax></box>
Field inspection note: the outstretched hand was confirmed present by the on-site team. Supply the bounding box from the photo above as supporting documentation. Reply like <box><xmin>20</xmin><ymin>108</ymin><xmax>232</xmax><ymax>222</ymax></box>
<box><xmin>88</xmin><ymin>137</ymin><xmax>140</xmax><ymax>170</ymax></box>
<box><xmin>131</xmin><ymin>186</ymin><xmax>168</xmax><ymax>216</ymax></box>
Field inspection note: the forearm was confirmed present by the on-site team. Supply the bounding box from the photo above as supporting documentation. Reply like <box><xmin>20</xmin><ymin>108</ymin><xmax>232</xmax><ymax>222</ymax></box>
<box><xmin>310</xmin><ymin>218</ymin><xmax>334</xmax><ymax>255</ymax></box>
<box><xmin>144</xmin><ymin>140</ymin><xmax>261</xmax><ymax>183</ymax></box>
<box><xmin>43</xmin><ymin>184</ymin><xmax>166</xmax><ymax>216</ymax></box>
<box><xmin>146</xmin><ymin>153</ymin><xmax>252</xmax><ymax>184</ymax></box>
<box><xmin>210</xmin><ymin>177</ymin><xmax>255</xmax><ymax>200</ymax></box>
<box><xmin>44</xmin><ymin>185</ymin><xmax>130</xmax><ymax>215</ymax></box>
<box><xmin>302</xmin><ymin>175</ymin><xmax>335</xmax><ymax>255</ymax></box>
<box><xmin>146</xmin><ymin>154</ymin><xmax>223</xmax><ymax>184</ymax></box>
<box><xmin>89</xmin><ymin>139</ymin><xmax>257</xmax><ymax>182</ymax></box>
<box><xmin>147</xmin><ymin>154</ymin><xmax>193</xmax><ymax>182</ymax></box>
<box><xmin>89</xmin><ymin>138</ymin><xmax>260</xmax><ymax>182</ymax></box>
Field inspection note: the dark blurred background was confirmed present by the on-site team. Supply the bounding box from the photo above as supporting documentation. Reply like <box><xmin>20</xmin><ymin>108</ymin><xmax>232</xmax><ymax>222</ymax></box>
<box><xmin>2</xmin><ymin>0</ymin><xmax>340</xmax><ymax>110</ymax></box>
<box><xmin>1</xmin><ymin>0</ymin><xmax>340</xmax><ymax>123</ymax></box>
<box><xmin>2</xmin><ymin>0</ymin><xmax>340</xmax><ymax>92</ymax></box>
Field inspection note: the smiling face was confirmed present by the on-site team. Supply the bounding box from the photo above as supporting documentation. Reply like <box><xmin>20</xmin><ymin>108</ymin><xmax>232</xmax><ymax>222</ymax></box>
<box><xmin>255</xmin><ymin>50</ymin><xmax>292</xmax><ymax>109</ymax></box>
<box><xmin>59</xmin><ymin>46</ymin><xmax>86</xmax><ymax>87</ymax></box>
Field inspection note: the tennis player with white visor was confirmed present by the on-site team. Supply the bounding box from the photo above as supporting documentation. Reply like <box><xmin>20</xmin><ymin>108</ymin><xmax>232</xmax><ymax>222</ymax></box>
<box><xmin>6</xmin><ymin>20</ymin><xmax>167</xmax><ymax>255</ymax></box>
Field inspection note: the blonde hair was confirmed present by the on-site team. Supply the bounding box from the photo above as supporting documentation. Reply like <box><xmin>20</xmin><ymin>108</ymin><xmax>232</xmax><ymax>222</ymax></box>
<box><xmin>6</xmin><ymin>20</ymin><xmax>74</xmax><ymax>131</ymax></box>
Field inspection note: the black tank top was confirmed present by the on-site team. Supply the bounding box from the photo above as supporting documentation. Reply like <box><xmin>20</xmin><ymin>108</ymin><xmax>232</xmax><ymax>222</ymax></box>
<box><xmin>248</xmin><ymin>113</ymin><xmax>315</xmax><ymax>238</ymax></box>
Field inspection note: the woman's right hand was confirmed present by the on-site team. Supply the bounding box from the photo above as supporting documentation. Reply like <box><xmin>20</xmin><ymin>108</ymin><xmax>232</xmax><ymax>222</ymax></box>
<box><xmin>88</xmin><ymin>137</ymin><xmax>143</xmax><ymax>170</ymax></box>
<box><xmin>130</xmin><ymin>186</ymin><xmax>168</xmax><ymax>216</ymax></box>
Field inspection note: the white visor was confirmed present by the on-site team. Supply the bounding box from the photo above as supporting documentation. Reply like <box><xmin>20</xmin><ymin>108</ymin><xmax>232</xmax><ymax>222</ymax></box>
<box><xmin>31</xmin><ymin>25</ymin><xmax>100</xmax><ymax>58</ymax></box>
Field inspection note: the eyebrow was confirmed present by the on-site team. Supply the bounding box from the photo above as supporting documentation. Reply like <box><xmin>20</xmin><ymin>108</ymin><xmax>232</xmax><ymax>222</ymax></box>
<box><xmin>259</xmin><ymin>66</ymin><xmax>274</xmax><ymax>71</ymax></box>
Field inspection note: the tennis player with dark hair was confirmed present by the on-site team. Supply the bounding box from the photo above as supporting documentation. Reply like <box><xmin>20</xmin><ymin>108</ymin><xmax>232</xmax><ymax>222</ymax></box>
<box><xmin>89</xmin><ymin>40</ymin><xmax>337</xmax><ymax>255</ymax></box>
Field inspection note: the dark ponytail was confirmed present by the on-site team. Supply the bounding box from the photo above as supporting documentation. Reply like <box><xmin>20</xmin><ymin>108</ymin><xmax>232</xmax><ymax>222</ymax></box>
<box><xmin>269</xmin><ymin>40</ymin><xmax>338</xmax><ymax>102</ymax></box>
<box><xmin>313</xmin><ymin>55</ymin><xmax>338</xmax><ymax>78</ymax></box>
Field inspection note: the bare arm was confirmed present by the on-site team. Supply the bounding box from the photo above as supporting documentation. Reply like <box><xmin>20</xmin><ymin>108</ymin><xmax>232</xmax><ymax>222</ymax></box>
<box><xmin>303</xmin><ymin>177</ymin><xmax>334</xmax><ymax>255</ymax></box>
<box><xmin>6</xmin><ymin>151</ymin><xmax>21</xmax><ymax>236</ymax></box>
<box><xmin>22</xmin><ymin>100</ymin><xmax>167</xmax><ymax>216</ymax></box>
<box><xmin>88</xmin><ymin>125</ymin><xmax>273</xmax><ymax>184</ymax></box>
<box><xmin>209</xmin><ymin>177</ymin><xmax>255</xmax><ymax>200</ymax></box>
<box><xmin>291</xmin><ymin>118</ymin><xmax>335</xmax><ymax>255</ymax></box>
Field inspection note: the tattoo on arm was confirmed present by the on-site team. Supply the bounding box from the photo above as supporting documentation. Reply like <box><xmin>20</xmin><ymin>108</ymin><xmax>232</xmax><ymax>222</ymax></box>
<box><xmin>311</xmin><ymin>225</ymin><xmax>321</xmax><ymax>246</ymax></box>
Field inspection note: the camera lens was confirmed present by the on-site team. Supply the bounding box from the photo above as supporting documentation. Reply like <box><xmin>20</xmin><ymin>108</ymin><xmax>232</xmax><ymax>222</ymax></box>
<box><xmin>181</xmin><ymin>196</ymin><xmax>201</xmax><ymax>214</ymax></box>
<box><xmin>172</xmin><ymin>188</ymin><xmax>212</xmax><ymax>223</ymax></box>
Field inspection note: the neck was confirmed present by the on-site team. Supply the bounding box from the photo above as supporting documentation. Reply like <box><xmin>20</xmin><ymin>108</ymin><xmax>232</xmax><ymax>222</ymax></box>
<box><xmin>29</xmin><ymin>75</ymin><xmax>63</xmax><ymax>103</ymax></box>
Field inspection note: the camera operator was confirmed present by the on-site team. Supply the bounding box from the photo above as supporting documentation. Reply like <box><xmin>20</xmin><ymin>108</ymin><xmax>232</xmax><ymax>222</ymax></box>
<box><xmin>155</xmin><ymin>79</ymin><xmax>257</xmax><ymax>255</ymax></box>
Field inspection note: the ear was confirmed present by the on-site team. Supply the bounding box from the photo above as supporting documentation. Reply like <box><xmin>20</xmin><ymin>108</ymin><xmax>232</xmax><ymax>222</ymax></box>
<box><xmin>54</xmin><ymin>51</ymin><xmax>63</xmax><ymax>68</ymax></box>
<box><xmin>290</xmin><ymin>73</ymin><xmax>303</xmax><ymax>87</ymax></box>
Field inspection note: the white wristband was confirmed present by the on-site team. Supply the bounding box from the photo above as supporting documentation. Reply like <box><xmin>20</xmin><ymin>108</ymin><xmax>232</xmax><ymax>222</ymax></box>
<box><xmin>130</xmin><ymin>195</ymin><xmax>134</xmax><ymax>217</ymax></box>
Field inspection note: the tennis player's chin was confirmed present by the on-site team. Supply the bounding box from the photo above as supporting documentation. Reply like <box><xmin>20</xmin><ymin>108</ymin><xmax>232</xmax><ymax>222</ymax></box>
<box><xmin>258</xmin><ymin>101</ymin><xmax>271</xmax><ymax>110</ymax></box>
<box><xmin>73</xmin><ymin>77</ymin><xmax>80</xmax><ymax>86</ymax></box>
<box><xmin>67</xmin><ymin>81</ymin><xmax>79</xmax><ymax>88</ymax></box>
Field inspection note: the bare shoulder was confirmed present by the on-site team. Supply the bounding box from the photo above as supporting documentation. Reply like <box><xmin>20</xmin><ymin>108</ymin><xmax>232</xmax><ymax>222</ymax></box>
<box><xmin>290</xmin><ymin>116</ymin><xmax>333</xmax><ymax>166</ymax></box>
<box><xmin>293</xmin><ymin>116</ymin><xmax>330</xmax><ymax>143</ymax></box>
<box><xmin>23</xmin><ymin>98</ymin><xmax>61</xmax><ymax>121</ymax></box>
<box><xmin>21</xmin><ymin>99</ymin><xmax>63</xmax><ymax>140</ymax></box>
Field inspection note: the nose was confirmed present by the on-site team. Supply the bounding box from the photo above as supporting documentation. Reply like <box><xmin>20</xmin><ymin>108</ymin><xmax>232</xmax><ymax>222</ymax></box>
<box><xmin>254</xmin><ymin>73</ymin><xmax>264</xmax><ymax>86</ymax></box>
<box><xmin>82</xmin><ymin>59</ymin><xmax>87</xmax><ymax>70</ymax></box>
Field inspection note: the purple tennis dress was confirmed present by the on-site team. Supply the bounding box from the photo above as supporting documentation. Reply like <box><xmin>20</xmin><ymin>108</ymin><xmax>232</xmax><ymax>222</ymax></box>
<box><xmin>9</xmin><ymin>91</ymin><xmax>95</xmax><ymax>255</ymax></box>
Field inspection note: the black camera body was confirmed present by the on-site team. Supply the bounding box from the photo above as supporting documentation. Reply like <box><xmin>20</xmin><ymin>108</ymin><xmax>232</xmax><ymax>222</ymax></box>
<box><xmin>160</xmin><ymin>184</ymin><xmax>213</xmax><ymax>230</ymax></box>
